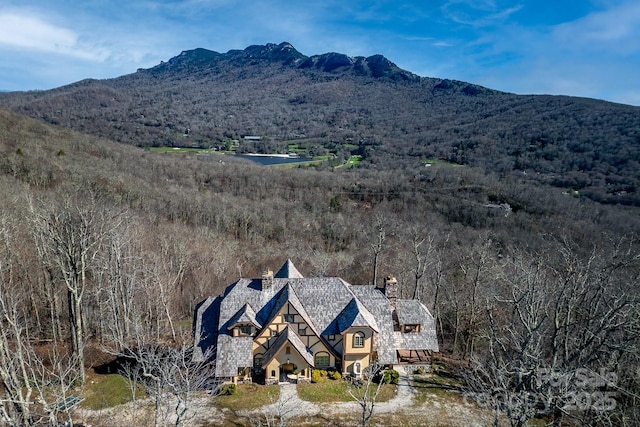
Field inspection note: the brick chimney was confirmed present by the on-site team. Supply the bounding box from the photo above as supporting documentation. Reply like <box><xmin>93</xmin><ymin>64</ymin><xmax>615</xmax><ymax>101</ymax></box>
<box><xmin>262</xmin><ymin>269</ymin><xmax>274</xmax><ymax>290</ymax></box>
<box><xmin>384</xmin><ymin>275</ymin><xmax>398</xmax><ymax>308</ymax></box>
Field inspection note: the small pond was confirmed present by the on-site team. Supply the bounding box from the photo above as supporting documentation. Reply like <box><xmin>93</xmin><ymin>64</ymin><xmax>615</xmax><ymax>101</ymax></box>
<box><xmin>235</xmin><ymin>154</ymin><xmax>313</xmax><ymax>166</ymax></box>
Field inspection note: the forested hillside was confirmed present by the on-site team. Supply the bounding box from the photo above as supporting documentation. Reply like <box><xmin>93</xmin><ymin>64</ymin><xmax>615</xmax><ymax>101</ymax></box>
<box><xmin>1</xmin><ymin>107</ymin><xmax>639</xmax><ymax>425</ymax></box>
<box><xmin>1</xmin><ymin>42</ymin><xmax>639</xmax><ymax>206</ymax></box>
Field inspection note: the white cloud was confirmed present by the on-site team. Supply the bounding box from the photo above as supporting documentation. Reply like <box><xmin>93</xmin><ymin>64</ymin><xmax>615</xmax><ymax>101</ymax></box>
<box><xmin>554</xmin><ymin>2</ymin><xmax>640</xmax><ymax>54</ymax></box>
<box><xmin>441</xmin><ymin>1</ymin><xmax>522</xmax><ymax>27</ymax></box>
<box><xmin>0</xmin><ymin>10</ymin><xmax>109</xmax><ymax>60</ymax></box>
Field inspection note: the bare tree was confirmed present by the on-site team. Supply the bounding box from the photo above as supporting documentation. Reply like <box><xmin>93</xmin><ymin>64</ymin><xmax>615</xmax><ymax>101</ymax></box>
<box><xmin>0</xmin><ymin>216</ymin><xmax>82</xmax><ymax>427</ymax></box>
<box><xmin>452</xmin><ymin>235</ymin><xmax>495</xmax><ymax>359</ymax></box>
<box><xmin>106</xmin><ymin>324</ymin><xmax>216</xmax><ymax>427</ymax></box>
<box><xmin>348</xmin><ymin>362</ymin><xmax>385</xmax><ymax>427</ymax></box>
<box><xmin>365</xmin><ymin>211</ymin><xmax>388</xmax><ymax>287</ymax></box>
<box><xmin>465</xmin><ymin>239</ymin><xmax>640</xmax><ymax>427</ymax></box>
<box><xmin>28</xmin><ymin>192</ymin><xmax>126</xmax><ymax>382</ymax></box>
<box><xmin>93</xmin><ymin>216</ymin><xmax>142</xmax><ymax>348</ymax></box>
<box><xmin>251</xmin><ymin>387</ymin><xmax>294</xmax><ymax>427</ymax></box>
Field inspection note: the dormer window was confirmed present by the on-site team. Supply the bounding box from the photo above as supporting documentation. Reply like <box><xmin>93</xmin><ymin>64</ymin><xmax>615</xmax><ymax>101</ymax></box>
<box><xmin>353</xmin><ymin>332</ymin><xmax>365</xmax><ymax>348</ymax></box>
<box><xmin>403</xmin><ymin>324</ymin><xmax>421</xmax><ymax>333</ymax></box>
<box><xmin>239</xmin><ymin>325</ymin><xmax>252</xmax><ymax>335</ymax></box>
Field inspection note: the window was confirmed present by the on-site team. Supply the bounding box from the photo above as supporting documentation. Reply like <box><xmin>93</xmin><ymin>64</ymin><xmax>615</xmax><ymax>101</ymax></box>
<box><xmin>271</xmin><ymin>329</ymin><xmax>278</xmax><ymax>337</ymax></box>
<box><xmin>284</xmin><ymin>314</ymin><xmax>294</xmax><ymax>323</ymax></box>
<box><xmin>286</xmin><ymin>346</ymin><xmax>291</xmax><ymax>354</ymax></box>
<box><xmin>328</xmin><ymin>334</ymin><xmax>335</xmax><ymax>341</ymax></box>
<box><xmin>299</xmin><ymin>327</ymin><xmax>307</xmax><ymax>336</ymax></box>
<box><xmin>353</xmin><ymin>332</ymin><xmax>365</xmax><ymax>348</ymax></box>
<box><xmin>239</xmin><ymin>325</ymin><xmax>252</xmax><ymax>335</ymax></box>
<box><xmin>254</xmin><ymin>354</ymin><xmax>263</xmax><ymax>367</ymax></box>
<box><xmin>315</xmin><ymin>352</ymin><xmax>330</xmax><ymax>367</ymax></box>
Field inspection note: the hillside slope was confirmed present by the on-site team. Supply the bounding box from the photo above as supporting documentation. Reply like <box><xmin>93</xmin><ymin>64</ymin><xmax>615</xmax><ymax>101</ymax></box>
<box><xmin>1</xmin><ymin>42</ymin><xmax>639</xmax><ymax>205</ymax></box>
<box><xmin>2</xmin><ymin>102</ymin><xmax>640</xmax><ymax>427</ymax></box>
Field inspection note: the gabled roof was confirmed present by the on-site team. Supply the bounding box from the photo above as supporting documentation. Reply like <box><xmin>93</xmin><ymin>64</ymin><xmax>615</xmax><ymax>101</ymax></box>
<box><xmin>349</xmin><ymin>285</ymin><xmax>398</xmax><ymax>364</ymax></box>
<box><xmin>395</xmin><ymin>299</ymin><xmax>431</xmax><ymax>325</ymax></box>
<box><xmin>192</xmin><ymin>296</ymin><xmax>221</xmax><ymax>361</ymax></box>
<box><xmin>261</xmin><ymin>326</ymin><xmax>315</xmax><ymax>368</ymax></box>
<box><xmin>393</xmin><ymin>299</ymin><xmax>439</xmax><ymax>352</ymax></box>
<box><xmin>194</xmin><ymin>259</ymin><xmax>439</xmax><ymax>375</ymax></box>
<box><xmin>266</xmin><ymin>283</ymin><xmax>320</xmax><ymax>337</ymax></box>
<box><xmin>275</xmin><ymin>259</ymin><xmax>304</xmax><ymax>278</ymax></box>
<box><xmin>226</xmin><ymin>303</ymin><xmax>262</xmax><ymax>330</ymax></box>
<box><xmin>337</xmin><ymin>297</ymin><xmax>379</xmax><ymax>333</ymax></box>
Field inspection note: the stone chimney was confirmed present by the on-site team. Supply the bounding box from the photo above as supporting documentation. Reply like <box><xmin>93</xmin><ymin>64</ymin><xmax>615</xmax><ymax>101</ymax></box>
<box><xmin>384</xmin><ymin>275</ymin><xmax>398</xmax><ymax>308</ymax></box>
<box><xmin>262</xmin><ymin>269</ymin><xmax>274</xmax><ymax>290</ymax></box>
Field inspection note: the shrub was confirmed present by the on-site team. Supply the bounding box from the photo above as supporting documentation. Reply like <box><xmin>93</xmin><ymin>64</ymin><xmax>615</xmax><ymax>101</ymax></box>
<box><xmin>218</xmin><ymin>383</ymin><xmax>237</xmax><ymax>395</ymax></box>
<box><xmin>385</xmin><ymin>369</ymin><xmax>400</xmax><ymax>384</ymax></box>
<box><xmin>330</xmin><ymin>371</ymin><xmax>342</xmax><ymax>380</ymax></box>
<box><xmin>375</xmin><ymin>369</ymin><xmax>400</xmax><ymax>384</ymax></box>
<box><xmin>415</xmin><ymin>367</ymin><xmax>425</xmax><ymax>375</ymax></box>
<box><xmin>311</xmin><ymin>370</ymin><xmax>322</xmax><ymax>383</ymax></box>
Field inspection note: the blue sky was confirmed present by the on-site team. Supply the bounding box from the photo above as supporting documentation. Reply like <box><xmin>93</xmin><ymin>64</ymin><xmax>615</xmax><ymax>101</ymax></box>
<box><xmin>1</xmin><ymin>0</ymin><xmax>639</xmax><ymax>105</ymax></box>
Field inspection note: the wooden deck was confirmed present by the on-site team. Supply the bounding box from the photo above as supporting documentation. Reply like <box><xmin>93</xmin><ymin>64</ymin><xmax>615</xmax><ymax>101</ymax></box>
<box><xmin>397</xmin><ymin>349</ymin><xmax>432</xmax><ymax>364</ymax></box>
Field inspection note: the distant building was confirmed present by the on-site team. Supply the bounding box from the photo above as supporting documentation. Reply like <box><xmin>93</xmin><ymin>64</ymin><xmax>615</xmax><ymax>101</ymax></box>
<box><xmin>193</xmin><ymin>259</ymin><xmax>438</xmax><ymax>384</ymax></box>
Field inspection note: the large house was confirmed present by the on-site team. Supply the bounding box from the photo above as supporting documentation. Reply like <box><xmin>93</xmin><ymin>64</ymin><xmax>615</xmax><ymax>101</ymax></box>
<box><xmin>193</xmin><ymin>260</ymin><xmax>438</xmax><ymax>384</ymax></box>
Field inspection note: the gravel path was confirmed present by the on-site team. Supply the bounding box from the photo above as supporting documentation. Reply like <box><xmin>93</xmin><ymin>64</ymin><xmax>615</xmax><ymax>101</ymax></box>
<box><xmin>243</xmin><ymin>365</ymin><xmax>417</xmax><ymax>420</ymax></box>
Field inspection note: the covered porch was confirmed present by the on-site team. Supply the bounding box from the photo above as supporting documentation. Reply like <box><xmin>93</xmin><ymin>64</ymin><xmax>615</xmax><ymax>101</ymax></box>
<box><xmin>261</xmin><ymin>326</ymin><xmax>314</xmax><ymax>385</ymax></box>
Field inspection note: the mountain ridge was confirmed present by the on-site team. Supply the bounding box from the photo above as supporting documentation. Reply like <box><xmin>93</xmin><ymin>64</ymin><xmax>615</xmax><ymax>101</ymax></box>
<box><xmin>146</xmin><ymin>42</ymin><xmax>421</xmax><ymax>82</ymax></box>
<box><xmin>0</xmin><ymin>42</ymin><xmax>639</xmax><ymax>206</ymax></box>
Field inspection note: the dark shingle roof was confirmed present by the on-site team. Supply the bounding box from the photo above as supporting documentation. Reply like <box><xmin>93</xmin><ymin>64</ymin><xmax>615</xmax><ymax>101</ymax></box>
<box><xmin>394</xmin><ymin>299</ymin><xmax>439</xmax><ymax>352</ymax></box>
<box><xmin>349</xmin><ymin>285</ymin><xmax>398</xmax><ymax>364</ymax></box>
<box><xmin>337</xmin><ymin>298</ymin><xmax>379</xmax><ymax>333</ymax></box>
<box><xmin>215</xmin><ymin>334</ymin><xmax>253</xmax><ymax>377</ymax></box>
<box><xmin>192</xmin><ymin>296</ymin><xmax>221</xmax><ymax>361</ymax></box>
<box><xmin>226</xmin><ymin>303</ymin><xmax>262</xmax><ymax>330</ymax></box>
<box><xmin>396</xmin><ymin>299</ymin><xmax>427</xmax><ymax>325</ymax></box>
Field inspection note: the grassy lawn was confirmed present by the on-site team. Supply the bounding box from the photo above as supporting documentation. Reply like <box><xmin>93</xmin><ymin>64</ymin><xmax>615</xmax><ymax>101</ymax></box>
<box><xmin>213</xmin><ymin>383</ymin><xmax>280</xmax><ymax>411</ymax></box>
<box><xmin>286</xmin><ymin>143</ymin><xmax>307</xmax><ymax>153</ymax></box>
<box><xmin>81</xmin><ymin>374</ymin><xmax>145</xmax><ymax>410</ymax></box>
<box><xmin>297</xmin><ymin>378</ymin><xmax>396</xmax><ymax>403</ymax></box>
<box><xmin>410</xmin><ymin>373</ymin><xmax>464</xmax><ymax>404</ymax></box>
<box><xmin>347</xmin><ymin>155</ymin><xmax>362</xmax><ymax>167</ymax></box>
<box><xmin>333</xmin><ymin>155</ymin><xmax>362</xmax><ymax>169</ymax></box>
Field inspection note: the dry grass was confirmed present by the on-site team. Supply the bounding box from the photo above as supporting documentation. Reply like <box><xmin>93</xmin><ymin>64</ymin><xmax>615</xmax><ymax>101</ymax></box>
<box><xmin>212</xmin><ymin>383</ymin><xmax>280</xmax><ymax>411</ymax></box>
<box><xmin>297</xmin><ymin>377</ymin><xmax>396</xmax><ymax>403</ymax></box>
